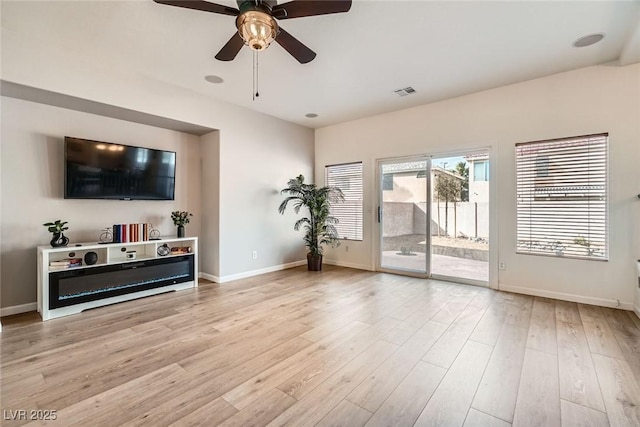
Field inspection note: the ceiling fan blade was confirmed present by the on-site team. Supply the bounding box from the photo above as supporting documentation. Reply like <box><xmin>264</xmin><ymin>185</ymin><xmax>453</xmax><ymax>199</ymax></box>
<box><xmin>215</xmin><ymin>32</ymin><xmax>245</xmax><ymax>61</ymax></box>
<box><xmin>272</xmin><ymin>0</ymin><xmax>351</xmax><ymax>20</ymax></box>
<box><xmin>153</xmin><ymin>0</ymin><xmax>239</xmax><ymax>16</ymax></box>
<box><xmin>275</xmin><ymin>27</ymin><xmax>316</xmax><ymax>64</ymax></box>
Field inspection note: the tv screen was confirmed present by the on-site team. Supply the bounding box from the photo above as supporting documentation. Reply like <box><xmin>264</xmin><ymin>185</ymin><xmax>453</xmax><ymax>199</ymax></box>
<box><xmin>64</xmin><ymin>137</ymin><xmax>176</xmax><ymax>200</ymax></box>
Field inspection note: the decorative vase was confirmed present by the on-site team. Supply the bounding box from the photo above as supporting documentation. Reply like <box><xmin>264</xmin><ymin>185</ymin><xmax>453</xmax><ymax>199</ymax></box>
<box><xmin>50</xmin><ymin>232</ymin><xmax>69</xmax><ymax>248</ymax></box>
<box><xmin>307</xmin><ymin>253</ymin><xmax>323</xmax><ymax>271</ymax></box>
<box><xmin>177</xmin><ymin>225</ymin><xmax>185</xmax><ymax>238</ymax></box>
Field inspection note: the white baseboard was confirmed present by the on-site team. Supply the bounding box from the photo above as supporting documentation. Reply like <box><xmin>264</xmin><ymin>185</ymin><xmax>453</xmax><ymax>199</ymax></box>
<box><xmin>323</xmin><ymin>259</ymin><xmax>373</xmax><ymax>271</ymax></box>
<box><xmin>0</xmin><ymin>302</ymin><xmax>37</xmax><ymax>317</ymax></box>
<box><xmin>199</xmin><ymin>272</ymin><xmax>220</xmax><ymax>282</ymax></box>
<box><xmin>499</xmin><ymin>283</ymin><xmax>634</xmax><ymax>311</ymax></box>
<box><xmin>201</xmin><ymin>260</ymin><xmax>307</xmax><ymax>284</ymax></box>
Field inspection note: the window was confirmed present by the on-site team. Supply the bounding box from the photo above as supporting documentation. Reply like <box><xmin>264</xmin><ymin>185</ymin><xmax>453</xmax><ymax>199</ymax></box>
<box><xmin>516</xmin><ymin>133</ymin><xmax>608</xmax><ymax>260</ymax></box>
<box><xmin>473</xmin><ymin>160</ymin><xmax>489</xmax><ymax>181</ymax></box>
<box><xmin>326</xmin><ymin>162</ymin><xmax>363</xmax><ymax>241</ymax></box>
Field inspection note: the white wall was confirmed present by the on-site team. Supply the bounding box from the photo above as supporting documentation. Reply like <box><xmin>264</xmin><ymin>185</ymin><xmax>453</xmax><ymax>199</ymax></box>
<box><xmin>316</xmin><ymin>64</ymin><xmax>640</xmax><ymax>309</ymax></box>
<box><xmin>200</xmin><ymin>131</ymin><xmax>220</xmax><ymax>278</ymax></box>
<box><xmin>218</xmin><ymin>119</ymin><xmax>313</xmax><ymax>279</ymax></box>
<box><xmin>1</xmin><ymin>97</ymin><xmax>202</xmax><ymax>308</ymax></box>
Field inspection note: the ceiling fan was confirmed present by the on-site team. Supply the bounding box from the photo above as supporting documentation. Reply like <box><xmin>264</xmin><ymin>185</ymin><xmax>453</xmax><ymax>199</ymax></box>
<box><xmin>153</xmin><ymin>0</ymin><xmax>352</xmax><ymax>64</ymax></box>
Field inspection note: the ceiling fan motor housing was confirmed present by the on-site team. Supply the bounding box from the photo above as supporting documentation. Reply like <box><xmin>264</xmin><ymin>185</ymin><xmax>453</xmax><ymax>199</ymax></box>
<box><xmin>236</xmin><ymin>0</ymin><xmax>279</xmax><ymax>50</ymax></box>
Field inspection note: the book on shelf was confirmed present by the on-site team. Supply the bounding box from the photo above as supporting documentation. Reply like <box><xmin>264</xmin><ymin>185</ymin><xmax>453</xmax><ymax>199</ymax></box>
<box><xmin>49</xmin><ymin>258</ymin><xmax>82</xmax><ymax>269</ymax></box>
<box><xmin>112</xmin><ymin>223</ymin><xmax>152</xmax><ymax>243</ymax></box>
<box><xmin>170</xmin><ymin>246</ymin><xmax>192</xmax><ymax>255</ymax></box>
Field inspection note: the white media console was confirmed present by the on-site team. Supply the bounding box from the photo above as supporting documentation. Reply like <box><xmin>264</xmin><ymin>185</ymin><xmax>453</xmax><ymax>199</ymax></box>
<box><xmin>37</xmin><ymin>237</ymin><xmax>198</xmax><ymax>321</ymax></box>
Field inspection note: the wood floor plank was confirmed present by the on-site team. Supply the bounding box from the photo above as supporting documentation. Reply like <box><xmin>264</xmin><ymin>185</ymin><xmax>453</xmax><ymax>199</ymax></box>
<box><xmin>430</xmin><ymin>295</ymin><xmax>474</xmax><ymax>325</ymax></box>
<box><xmin>526</xmin><ymin>297</ymin><xmax>557</xmax><ymax>355</ymax></box>
<box><xmin>601</xmin><ymin>307</ymin><xmax>640</xmax><ymax>383</ymax></box>
<box><xmin>388</xmin><ymin>290</ymin><xmax>432</xmax><ymax>320</ymax></box>
<box><xmin>555</xmin><ymin>301</ymin><xmax>581</xmax><ymax>325</ymax></box>
<box><xmin>275</xmin><ymin>318</ymin><xmax>400</xmax><ymax>401</ymax></box>
<box><xmin>512</xmin><ymin>348</ymin><xmax>560</xmax><ymax>427</ymax></box>
<box><xmin>177</xmin><ymin>318</ymin><xmax>311</xmax><ymax>378</ymax></box>
<box><xmin>168</xmin><ymin>396</ymin><xmax>237</xmax><ymax>427</ymax></box>
<box><xmin>559</xmin><ymin>399</ymin><xmax>610</xmax><ymax>427</ymax></box>
<box><xmin>556</xmin><ymin>320</ymin><xmax>606</xmax><ymax>412</ymax></box>
<box><xmin>467</xmin><ymin>289</ymin><xmax>497</xmax><ymax>311</ymax></box>
<box><xmin>503</xmin><ymin>294</ymin><xmax>534</xmax><ymax>329</ymax></box>
<box><xmin>627</xmin><ymin>310</ymin><xmax>640</xmax><ymax>329</ymax></box>
<box><xmin>364</xmin><ymin>361</ymin><xmax>447</xmax><ymax>427</ymax></box>
<box><xmin>380</xmin><ymin>297</ymin><xmax>451</xmax><ymax>346</ymax></box>
<box><xmin>591</xmin><ymin>354</ymin><xmax>640</xmax><ymax>426</ymax></box>
<box><xmin>469</xmin><ymin>301</ymin><xmax>508</xmax><ymax>346</ymax></box>
<box><xmin>27</xmin><ymin>363</ymin><xmax>190</xmax><ymax>427</ymax></box>
<box><xmin>315</xmin><ymin>400</ymin><xmax>372</xmax><ymax>427</ymax></box>
<box><xmin>422</xmin><ymin>305</ymin><xmax>485</xmax><ymax>368</ymax></box>
<box><xmin>578</xmin><ymin>304</ymin><xmax>625</xmax><ymax>359</ymax></box>
<box><xmin>267</xmin><ymin>340</ymin><xmax>398</xmax><ymax>427</ymax></box>
<box><xmin>463</xmin><ymin>409</ymin><xmax>511</xmax><ymax>427</ymax></box>
<box><xmin>220</xmin><ymin>320</ymin><xmax>370</xmax><ymax>410</ymax></box>
<box><xmin>471</xmin><ymin>324</ymin><xmax>529</xmax><ymax>422</ymax></box>
<box><xmin>346</xmin><ymin>321</ymin><xmax>447</xmax><ymax>412</ymax></box>
<box><xmin>217</xmin><ymin>389</ymin><xmax>296</xmax><ymax>427</ymax></box>
<box><xmin>414</xmin><ymin>341</ymin><xmax>493</xmax><ymax>427</ymax></box>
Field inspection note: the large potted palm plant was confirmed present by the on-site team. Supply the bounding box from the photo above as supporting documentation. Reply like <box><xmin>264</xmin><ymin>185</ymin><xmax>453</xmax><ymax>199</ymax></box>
<box><xmin>278</xmin><ymin>175</ymin><xmax>344</xmax><ymax>271</ymax></box>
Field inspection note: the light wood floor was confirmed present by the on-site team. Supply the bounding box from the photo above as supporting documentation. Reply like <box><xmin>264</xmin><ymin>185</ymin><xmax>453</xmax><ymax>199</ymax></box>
<box><xmin>1</xmin><ymin>266</ymin><xmax>639</xmax><ymax>427</ymax></box>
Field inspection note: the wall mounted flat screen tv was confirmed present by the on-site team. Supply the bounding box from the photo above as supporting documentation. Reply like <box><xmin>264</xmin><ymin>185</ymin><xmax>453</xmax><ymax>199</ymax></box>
<box><xmin>64</xmin><ymin>137</ymin><xmax>176</xmax><ymax>200</ymax></box>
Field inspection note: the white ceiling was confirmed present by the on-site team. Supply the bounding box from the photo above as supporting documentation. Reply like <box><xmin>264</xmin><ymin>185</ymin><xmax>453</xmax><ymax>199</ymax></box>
<box><xmin>2</xmin><ymin>0</ymin><xmax>640</xmax><ymax>129</ymax></box>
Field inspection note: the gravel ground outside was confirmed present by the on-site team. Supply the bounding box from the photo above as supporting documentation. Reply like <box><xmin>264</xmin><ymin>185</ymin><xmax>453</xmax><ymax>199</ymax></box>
<box><xmin>382</xmin><ymin>234</ymin><xmax>489</xmax><ymax>253</ymax></box>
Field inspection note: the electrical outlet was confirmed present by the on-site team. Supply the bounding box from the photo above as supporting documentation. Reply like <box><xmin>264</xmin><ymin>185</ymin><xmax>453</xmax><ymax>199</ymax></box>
<box><xmin>252</xmin><ymin>251</ymin><xmax>257</xmax><ymax>260</ymax></box>
<box><xmin>499</xmin><ymin>262</ymin><xmax>506</xmax><ymax>270</ymax></box>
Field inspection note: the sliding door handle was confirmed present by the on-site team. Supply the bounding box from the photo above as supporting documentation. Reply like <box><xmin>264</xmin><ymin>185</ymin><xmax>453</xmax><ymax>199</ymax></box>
<box><xmin>377</xmin><ymin>206</ymin><xmax>382</xmax><ymax>223</ymax></box>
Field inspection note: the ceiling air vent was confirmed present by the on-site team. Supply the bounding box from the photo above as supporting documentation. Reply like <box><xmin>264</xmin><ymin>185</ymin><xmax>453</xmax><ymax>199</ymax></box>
<box><xmin>394</xmin><ymin>87</ymin><xmax>417</xmax><ymax>97</ymax></box>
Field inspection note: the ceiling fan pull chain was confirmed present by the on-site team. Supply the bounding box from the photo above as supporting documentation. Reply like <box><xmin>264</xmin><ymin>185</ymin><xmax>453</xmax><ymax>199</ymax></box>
<box><xmin>252</xmin><ymin>50</ymin><xmax>260</xmax><ymax>100</ymax></box>
<box><xmin>253</xmin><ymin>50</ymin><xmax>260</xmax><ymax>101</ymax></box>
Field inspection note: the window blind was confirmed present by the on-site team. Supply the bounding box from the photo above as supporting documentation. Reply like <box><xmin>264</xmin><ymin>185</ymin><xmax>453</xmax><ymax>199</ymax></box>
<box><xmin>516</xmin><ymin>133</ymin><xmax>608</xmax><ymax>260</ymax></box>
<box><xmin>326</xmin><ymin>162</ymin><xmax>363</xmax><ymax>241</ymax></box>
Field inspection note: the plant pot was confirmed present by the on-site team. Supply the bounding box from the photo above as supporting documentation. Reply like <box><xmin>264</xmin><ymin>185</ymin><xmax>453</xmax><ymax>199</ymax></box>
<box><xmin>177</xmin><ymin>225</ymin><xmax>185</xmax><ymax>238</ymax></box>
<box><xmin>307</xmin><ymin>253</ymin><xmax>323</xmax><ymax>271</ymax></box>
<box><xmin>50</xmin><ymin>232</ymin><xmax>69</xmax><ymax>248</ymax></box>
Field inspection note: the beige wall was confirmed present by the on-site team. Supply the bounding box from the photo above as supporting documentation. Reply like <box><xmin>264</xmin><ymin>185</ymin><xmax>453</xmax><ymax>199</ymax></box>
<box><xmin>1</xmin><ymin>97</ymin><xmax>202</xmax><ymax>308</ymax></box>
<box><xmin>218</xmin><ymin>119</ymin><xmax>313</xmax><ymax>279</ymax></box>
<box><xmin>316</xmin><ymin>64</ymin><xmax>640</xmax><ymax>309</ymax></box>
<box><xmin>200</xmin><ymin>130</ymin><xmax>220</xmax><ymax>278</ymax></box>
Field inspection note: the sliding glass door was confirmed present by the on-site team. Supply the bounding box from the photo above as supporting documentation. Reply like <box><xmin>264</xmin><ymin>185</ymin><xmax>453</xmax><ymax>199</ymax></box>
<box><xmin>377</xmin><ymin>151</ymin><xmax>490</xmax><ymax>285</ymax></box>
<box><xmin>430</xmin><ymin>153</ymin><xmax>489</xmax><ymax>283</ymax></box>
<box><xmin>378</xmin><ymin>157</ymin><xmax>430</xmax><ymax>275</ymax></box>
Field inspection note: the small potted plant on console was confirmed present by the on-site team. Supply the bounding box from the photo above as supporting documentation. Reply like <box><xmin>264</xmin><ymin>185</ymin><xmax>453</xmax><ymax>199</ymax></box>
<box><xmin>43</xmin><ymin>220</ymin><xmax>70</xmax><ymax>247</ymax></box>
<box><xmin>171</xmin><ymin>211</ymin><xmax>193</xmax><ymax>238</ymax></box>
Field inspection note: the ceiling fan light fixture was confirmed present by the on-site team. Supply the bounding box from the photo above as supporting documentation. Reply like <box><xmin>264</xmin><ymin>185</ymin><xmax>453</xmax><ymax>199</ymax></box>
<box><xmin>237</xmin><ymin>10</ymin><xmax>278</xmax><ymax>51</ymax></box>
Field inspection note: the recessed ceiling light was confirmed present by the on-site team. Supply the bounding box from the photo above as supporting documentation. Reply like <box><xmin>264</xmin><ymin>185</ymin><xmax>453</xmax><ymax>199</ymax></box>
<box><xmin>305</xmin><ymin>113</ymin><xmax>318</xmax><ymax>118</ymax></box>
<box><xmin>573</xmin><ymin>33</ymin><xmax>605</xmax><ymax>48</ymax></box>
<box><xmin>204</xmin><ymin>75</ymin><xmax>224</xmax><ymax>84</ymax></box>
